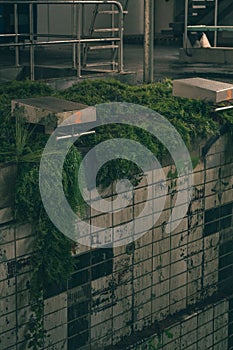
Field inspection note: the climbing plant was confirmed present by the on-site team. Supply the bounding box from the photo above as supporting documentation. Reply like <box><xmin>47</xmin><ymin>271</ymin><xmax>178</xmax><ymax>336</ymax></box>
<box><xmin>0</xmin><ymin>82</ymin><xmax>80</xmax><ymax>348</ymax></box>
<box><xmin>0</xmin><ymin>79</ymin><xmax>232</xmax><ymax>347</ymax></box>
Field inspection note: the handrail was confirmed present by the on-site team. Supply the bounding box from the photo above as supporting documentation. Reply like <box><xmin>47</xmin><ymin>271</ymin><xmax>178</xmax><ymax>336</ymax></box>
<box><xmin>0</xmin><ymin>0</ymin><xmax>124</xmax><ymax>80</ymax></box>
<box><xmin>184</xmin><ymin>0</ymin><xmax>225</xmax><ymax>49</ymax></box>
<box><xmin>187</xmin><ymin>25</ymin><xmax>233</xmax><ymax>32</ymax></box>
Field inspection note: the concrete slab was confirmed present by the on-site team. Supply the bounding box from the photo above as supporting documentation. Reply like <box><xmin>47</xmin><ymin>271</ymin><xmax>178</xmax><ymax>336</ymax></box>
<box><xmin>179</xmin><ymin>47</ymin><xmax>233</xmax><ymax>65</ymax></box>
<box><xmin>11</xmin><ymin>96</ymin><xmax>96</xmax><ymax>129</ymax></box>
<box><xmin>0</xmin><ymin>207</ymin><xmax>14</xmax><ymax>225</ymax></box>
<box><xmin>173</xmin><ymin>77</ymin><xmax>233</xmax><ymax>103</ymax></box>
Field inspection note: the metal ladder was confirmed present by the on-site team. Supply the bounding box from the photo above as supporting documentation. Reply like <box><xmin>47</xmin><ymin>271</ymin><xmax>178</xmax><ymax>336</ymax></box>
<box><xmin>82</xmin><ymin>0</ymin><xmax>129</xmax><ymax>72</ymax></box>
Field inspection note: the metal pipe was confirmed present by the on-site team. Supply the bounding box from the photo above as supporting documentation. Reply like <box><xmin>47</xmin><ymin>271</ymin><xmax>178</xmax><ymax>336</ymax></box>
<box><xmin>47</xmin><ymin>4</ymin><xmax>50</xmax><ymax>42</ymax></box>
<box><xmin>0</xmin><ymin>1</ymin><xmax>124</xmax><ymax>7</ymax></box>
<box><xmin>143</xmin><ymin>0</ymin><xmax>154</xmax><ymax>83</ymax></box>
<box><xmin>14</xmin><ymin>4</ymin><xmax>19</xmax><ymax>66</ymax></box>
<box><xmin>214</xmin><ymin>0</ymin><xmax>218</xmax><ymax>47</ymax></box>
<box><xmin>187</xmin><ymin>25</ymin><xmax>233</xmax><ymax>32</ymax></box>
<box><xmin>77</xmin><ymin>4</ymin><xmax>82</xmax><ymax>77</ymax></box>
<box><xmin>118</xmin><ymin>1</ymin><xmax>124</xmax><ymax>72</ymax></box>
<box><xmin>111</xmin><ymin>4</ymin><xmax>115</xmax><ymax>70</ymax></box>
<box><xmin>81</xmin><ymin>3</ymin><xmax>85</xmax><ymax>60</ymax></box>
<box><xmin>0</xmin><ymin>33</ymin><xmax>22</xmax><ymax>37</ymax></box>
<box><xmin>56</xmin><ymin>130</ymin><xmax>95</xmax><ymax>141</ymax></box>
<box><xmin>72</xmin><ymin>3</ymin><xmax>77</xmax><ymax>68</ymax></box>
<box><xmin>29</xmin><ymin>3</ymin><xmax>35</xmax><ymax>80</ymax></box>
<box><xmin>184</xmin><ymin>0</ymin><xmax>189</xmax><ymax>50</ymax></box>
<box><xmin>0</xmin><ymin>38</ymin><xmax>122</xmax><ymax>47</ymax></box>
<box><xmin>215</xmin><ymin>105</ymin><xmax>233</xmax><ymax>112</ymax></box>
<box><xmin>81</xmin><ymin>3</ymin><xmax>85</xmax><ymax>36</ymax></box>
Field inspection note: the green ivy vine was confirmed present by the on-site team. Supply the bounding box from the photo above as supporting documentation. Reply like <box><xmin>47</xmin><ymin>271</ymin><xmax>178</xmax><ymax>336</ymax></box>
<box><xmin>0</xmin><ymin>79</ymin><xmax>232</xmax><ymax>348</ymax></box>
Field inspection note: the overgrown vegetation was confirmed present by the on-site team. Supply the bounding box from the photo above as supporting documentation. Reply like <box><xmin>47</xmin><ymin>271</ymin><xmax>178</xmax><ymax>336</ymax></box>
<box><xmin>59</xmin><ymin>78</ymin><xmax>229</xmax><ymax>144</ymax></box>
<box><xmin>0</xmin><ymin>79</ymin><xmax>232</xmax><ymax>347</ymax></box>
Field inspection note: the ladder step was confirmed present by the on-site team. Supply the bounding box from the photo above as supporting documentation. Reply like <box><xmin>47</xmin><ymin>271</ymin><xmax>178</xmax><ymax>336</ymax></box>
<box><xmin>94</xmin><ymin>28</ymin><xmax>119</xmax><ymax>33</ymax></box>
<box><xmin>82</xmin><ymin>36</ymin><xmax>120</xmax><ymax>41</ymax></box>
<box><xmin>85</xmin><ymin>62</ymin><xmax>118</xmax><ymax>67</ymax></box>
<box><xmin>98</xmin><ymin>10</ymin><xmax>128</xmax><ymax>14</ymax></box>
<box><xmin>82</xmin><ymin>68</ymin><xmax>118</xmax><ymax>73</ymax></box>
<box><xmin>88</xmin><ymin>44</ymin><xmax>119</xmax><ymax>50</ymax></box>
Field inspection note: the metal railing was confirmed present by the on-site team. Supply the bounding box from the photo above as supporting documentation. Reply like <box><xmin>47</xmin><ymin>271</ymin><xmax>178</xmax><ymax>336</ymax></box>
<box><xmin>184</xmin><ymin>0</ymin><xmax>233</xmax><ymax>49</ymax></box>
<box><xmin>0</xmin><ymin>0</ymin><xmax>124</xmax><ymax>80</ymax></box>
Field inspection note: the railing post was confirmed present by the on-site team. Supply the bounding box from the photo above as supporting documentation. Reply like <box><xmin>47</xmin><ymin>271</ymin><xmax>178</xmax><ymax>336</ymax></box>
<box><xmin>29</xmin><ymin>3</ymin><xmax>35</xmax><ymax>80</ymax></box>
<box><xmin>184</xmin><ymin>0</ymin><xmax>189</xmax><ymax>50</ymax></box>
<box><xmin>47</xmin><ymin>4</ymin><xmax>50</xmax><ymax>42</ymax></box>
<box><xmin>214</xmin><ymin>0</ymin><xmax>219</xmax><ymax>47</ymax></box>
<box><xmin>77</xmin><ymin>4</ymin><xmax>82</xmax><ymax>77</ymax></box>
<box><xmin>117</xmin><ymin>1</ymin><xmax>124</xmax><ymax>72</ymax></box>
<box><xmin>144</xmin><ymin>0</ymin><xmax>154</xmax><ymax>83</ymax></box>
<box><xmin>14</xmin><ymin>4</ymin><xmax>19</xmax><ymax>66</ymax></box>
<box><xmin>72</xmin><ymin>3</ymin><xmax>77</xmax><ymax>69</ymax></box>
<box><xmin>0</xmin><ymin>0</ymin><xmax>125</xmax><ymax>77</ymax></box>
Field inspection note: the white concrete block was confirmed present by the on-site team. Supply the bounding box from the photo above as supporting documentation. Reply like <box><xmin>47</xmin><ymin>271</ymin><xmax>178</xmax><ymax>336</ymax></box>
<box><xmin>0</xmin><ymin>226</ymin><xmax>15</xmax><ymax>245</ymax></box>
<box><xmin>152</xmin><ymin>293</ymin><xmax>169</xmax><ymax>320</ymax></box>
<box><xmin>0</xmin><ymin>312</ymin><xmax>16</xmax><ymax>334</ymax></box>
<box><xmin>154</xmin><ymin>237</ymin><xmax>170</xmax><ymax>256</ymax></box>
<box><xmin>15</xmin><ymin>224</ymin><xmax>32</xmax><ymax>240</ymax></box>
<box><xmin>112</xmin><ymin>294</ymin><xmax>132</xmax><ymax>317</ymax></box>
<box><xmin>197</xmin><ymin>334</ymin><xmax>213</xmax><ymax>350</ymax></box>
<box><xmin>214</xmin><ymin>300</ymin><xmax>228</xmax><ymax>317</ymax></box>
<box><xmin>162</xmin><ymin>323</ymin><xmax>180</xmax><ymax>346</ymax></box>
<box><xmin>44</xmin><ymin>324</ymin><xmax>67</xmax><ymax>347</ymax></box>
<box><xmin>44</xmin><ymin>308</ymin><xmax>67</xmax><ymax>331</ymax></box>
<box><xmin>206</xmin><ymin>153</ymin><xmax>221</xmax><ymax>169</ymax></box>
<box><xmin>213</xmin><ymin>327</ymin><xmax>228</xmax><ymax>346</ymax></box>
<box><xmin>44</xmin><ymin>294</ymin><xmax>67</xmax><ymax>316</ymax></box>
<box><xmin>180</xmin><ymin>329</ymin><xmax>197</xmax><ymax>350</ymax></box>
<box><xmin>134</xmin><ymin>259</ymin><xmax>152</xmax><ymax>280</ymax></box>
<box><xmin>0</xmin><ymin>207</ymin><xmax>14</xmax><ymax>225</ymax></box>
<box><xmin>0</xmin><ymin>242</ymin><xmax>15</xmax><ymax>261</ymax></box>
<box><xmin>91</xmin><ymin>319</ymin><xmax>112</xmax><ymax>342</ymax></box>
<box><xmin>214</xmin><ymin>313</ymin><xmax>228</xmax><ymax>332</ymax></box>
<box><xmin>0</xmin><ymin>329</ymin><xmax>16</xmax><ymax>349</ymax></box>
<box><xmin>17</xmin><ymin>305</ymin><xmax>33</xmax><ymax>327</ymax></box>
<box><xmin>16</xmin><ymin>237</ymin><xmax>34</xmax><ymax>258</ymax></box>
<box><xmin>171</xmin><ymin>246</ymin><xmax>187</xmax><ymax>264</ymax></box>
<box><xmin>0</xmin><ymin>262</ymin><xmax>8</xmax><ymax>281</ymax></box>
<box><xmin>170</xmin><ymin>286</ymin><xmax>186</xmax><ymax>314</ymax></box>
<box><xmin>17</xmin><ymin>290</ymin><xmax>29</xmax><ymax>310</ymax></box>
<box><xmin>213</xmin><ymin>338</ymin><xmax>228</xmax><ymax>350</ymax></box>
<box><xmin>134</xmin><ymin>273</ymin><xmax>152</xmax><ymax>293</ymax></box>
<box><xmin>134</xmin><ymin>244</ymin><xmax>153</xmax><ymax>263</ymax></box>
<box><xmin>173</xmin><ymin>78</ymin><xmax>233</xmax><ymax>103</ymax></box>
<box><xmin>153</xmin><ymin>263</ymin><xmax>170</xmax><ymax>284</ymax></box>
<box><xmin>0</xmin><ymin>294</ymin><xmax>16</xmax><ymax>315</ymax></box>
<box><xmin>171</xmin><ymin>260</ymin><xmax>187</xmax><ymax>277</ymax></box>
<box><xmin>0</xmin><ymin>277</ymin><xmax>16</xmax><ymax>298</ymax></box>
<box><xmin>44</xmin><ymin>339</ymin><xmax>67</xmax><ymax>350</ymax></box>
<box><xmin>205</xmin><ymin>194</ymin><xmax>218</xmax><ymax>210</ymax></box>
<box><xmin>16</xmin><ymin>272</ymin><xmax>31</xmax><ymax>293</ymax></box>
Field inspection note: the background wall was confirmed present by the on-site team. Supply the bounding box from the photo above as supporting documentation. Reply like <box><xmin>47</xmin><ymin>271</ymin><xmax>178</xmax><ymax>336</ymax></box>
<box><xmin>36</xmin><ymin>0</ymin><xmax>175</xmax><ymax>39</ymax></box>
<box><xmin>154</xmin><ymin>0</ymin><xmax>174</xmax><ymax>34</ymax></box>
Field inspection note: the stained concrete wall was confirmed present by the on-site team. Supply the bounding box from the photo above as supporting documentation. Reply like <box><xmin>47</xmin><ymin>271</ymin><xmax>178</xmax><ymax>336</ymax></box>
<box><xmin>180</xmin><ymin>47</ymin><xmax>233</xmax><ymax>64</ymax></box>
<box><xmin>0</xmin><ymin>132</ymin><xmax>233</xmax><ymax>350</ymax></box>
<box><xmin>133</xmin><ymin>299</ymin><xmax>229</xmax><ymax>350</ymax></box>
<box><xmin>36</xmin><ymin>0</ymin><xmax>175</xmax><ymax>38</ymax></box>
<box><xmin>154</xmin><ymin>0</ymin><xmax>174</xmax><ymax>34</ymax></box>
<box><xmin>37</xmin><ymin>1</ymin><xmax>140</xmax><ymax>38</ymax></box>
